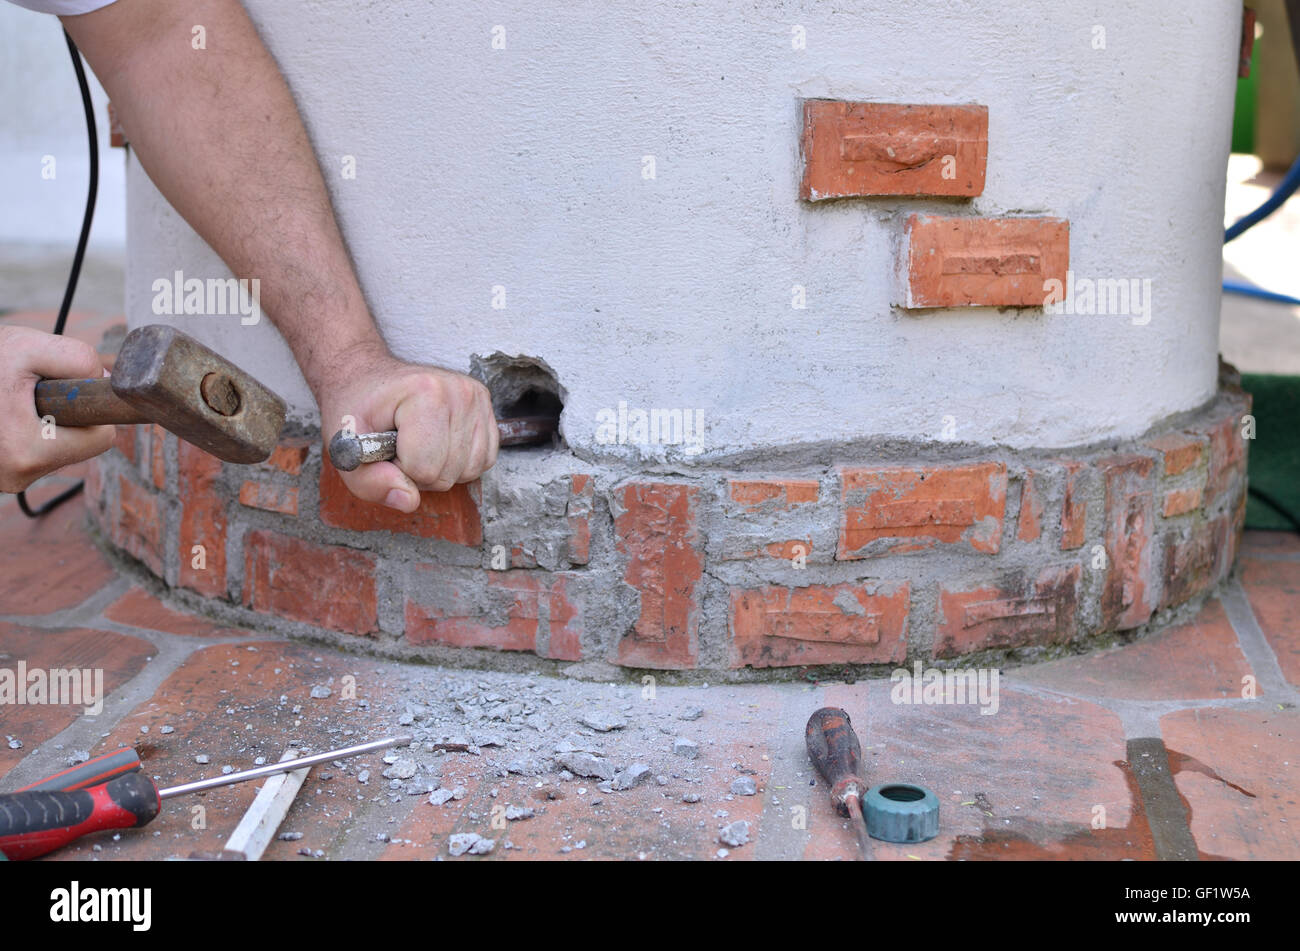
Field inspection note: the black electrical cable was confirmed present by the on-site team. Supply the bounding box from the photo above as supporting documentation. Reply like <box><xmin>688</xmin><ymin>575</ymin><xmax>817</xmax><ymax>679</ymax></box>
<box><xmin>17</xmin><ymin>29</ymin><xmax>98</xmax><ymax>519</ymax></box>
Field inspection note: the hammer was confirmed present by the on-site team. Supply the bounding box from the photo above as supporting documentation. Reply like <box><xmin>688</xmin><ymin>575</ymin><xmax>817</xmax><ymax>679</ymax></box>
<box><xmin>34</xmin><ymin>324</ymin><xmax>286</xmax><ymax>464</ymax></box>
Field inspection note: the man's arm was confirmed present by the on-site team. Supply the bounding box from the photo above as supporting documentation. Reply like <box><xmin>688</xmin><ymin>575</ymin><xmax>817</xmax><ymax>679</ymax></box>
<box><xmin>61</xmin><ymin>0</ymin><xmax>497</xmax><ymax>511</ymax></box>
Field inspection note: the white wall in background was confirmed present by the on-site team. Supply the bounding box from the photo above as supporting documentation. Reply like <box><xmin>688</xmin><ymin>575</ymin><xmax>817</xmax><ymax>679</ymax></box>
<box><xmin>124</xmin><ymin>0</ymin><xmax>1239</xmax><ymax>452</ymax></box>
<box><xmin>0</xmin><ymin>3</ymin><xmax>126</xmax><ymax>249</ymax></box>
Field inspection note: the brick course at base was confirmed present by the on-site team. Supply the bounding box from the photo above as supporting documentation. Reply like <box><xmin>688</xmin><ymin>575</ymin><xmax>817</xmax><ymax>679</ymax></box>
<box><xmin>85</xmin><ymin>375</ymin><xmax>1251</xmax><ymax>676</ymax></box>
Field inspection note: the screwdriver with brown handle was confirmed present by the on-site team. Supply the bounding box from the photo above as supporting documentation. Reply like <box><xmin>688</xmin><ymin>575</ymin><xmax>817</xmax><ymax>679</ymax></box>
<box><xmin>805</xmin><ymin>707</ymin><xmax>872</xmax><ymax>859</ymax></box>
<box><xmin>0</xmin><ymin>735</ymin><xmax>409</xmax><ymax>860</ymax></box>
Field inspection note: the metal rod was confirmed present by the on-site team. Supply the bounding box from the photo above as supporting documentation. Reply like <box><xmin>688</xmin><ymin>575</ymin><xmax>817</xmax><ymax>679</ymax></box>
<box><xmin>158</xmin><ymin>735</ymin><xmax>411</xmax><ymax>800</ymax></box>
<box><xmin>847</xmin><ymin>797</ymin><xmax>873</xmax><ymax>861</ymax></box>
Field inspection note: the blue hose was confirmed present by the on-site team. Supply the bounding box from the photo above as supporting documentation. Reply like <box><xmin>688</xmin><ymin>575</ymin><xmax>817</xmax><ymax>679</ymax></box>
<box><xmin>1225</xmin><ymin>152</ymin><xmax>1300</xmax><ymax>243</ymax></box>
<box><xmin>1222</xmin><ymin>278</ymin><xmax>1300</xmax><ymax>306</ymax></box>
<box><xmin>1222</xmin><ymin>152</ymin><xmax>1300</xmax><ymax>305</ymax></box>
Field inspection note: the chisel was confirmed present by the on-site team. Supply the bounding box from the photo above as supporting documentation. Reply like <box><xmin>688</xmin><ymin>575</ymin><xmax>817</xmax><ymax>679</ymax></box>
<box><xmin>327</xmin><ymin>416</ymin><xmax>556</xmax><ymax>471</ymax></box>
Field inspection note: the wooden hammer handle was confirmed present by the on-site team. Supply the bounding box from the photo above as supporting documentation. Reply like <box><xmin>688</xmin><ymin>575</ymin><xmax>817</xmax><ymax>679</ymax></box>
<box><xmin>34</xmin><ymin>378</ymin><xmax>149</xmax><ymax>427</ymax></box>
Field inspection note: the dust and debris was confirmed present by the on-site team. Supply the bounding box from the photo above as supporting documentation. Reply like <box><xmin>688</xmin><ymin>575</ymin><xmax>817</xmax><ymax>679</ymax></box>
<box><xmin>673</xmin><ymin>738</ymin><xmax>700</xmax><ymax>759</ymax></box>
<box><xmin>556</xmin><ymin>751</ymin><xmax>614</xmax><ymax>780</ymax></box>
<box><xmin>613</xmin><ymin>763</ymin><xmax>651</xmax><ymax>790</ymax></box>
<box><xmin>731</xmin><ymin>777</ymin><xmax>758</xmax><ymax>796</ymax></box>
<box><xmin>577</xmin><ymin>711</ymin><xmax>628</xmax><ymax>732</ymax></box>
<box><xmin>381</xmin><ymin>759</ymin><xmax>417</xmax><ymax>780</ymax></box>
<box><xmin>448</xmin><ymin>832</ymin><xmax>495</xmax><ymax>856</ymax></box>
<box><xmin>719</xmin><ymin>820</ymin><xmax>751</xmax><ymax>847</ymax></box>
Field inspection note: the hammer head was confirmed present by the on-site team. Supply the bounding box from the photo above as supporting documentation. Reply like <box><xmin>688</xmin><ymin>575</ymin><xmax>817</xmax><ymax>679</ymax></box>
<box><xmin>111</xmin><ymin>325</ymin><xmax>286</xmax><ymax>464</ymax></box>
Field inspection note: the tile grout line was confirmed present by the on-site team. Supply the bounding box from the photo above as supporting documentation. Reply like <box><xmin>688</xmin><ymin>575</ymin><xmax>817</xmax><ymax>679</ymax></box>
<box><xmin>1126</xmin><ymin>737</ymin><xmax>1200</xmax><ymax>861</ymax></box>
<box><xmin>0</xmin><ymin>622</ymin><xmax>209</xmax><ymax>791</ymax></box>
<box><xmin>1219</xmin><ymin>577</ymin><xmax>1299</xmax><ymax>704</ymax></box>
<box><xmin>0</xmin><ymin>576</ymin><xmax>134</xmax><ymax>631</ymax></box>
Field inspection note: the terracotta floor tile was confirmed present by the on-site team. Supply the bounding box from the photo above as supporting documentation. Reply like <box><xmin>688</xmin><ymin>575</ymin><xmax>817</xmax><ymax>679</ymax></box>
<box><xmin>1240</xmin><ymin>530</ymin><xmax>1300</xmax><ymax>557</ymax></box>
<box><xmin>38</xmin><ymin>640</ymin><xmax>400</xmax><ymax>861</ymax></box>
<box><xmin>1240</xmin><ymin>558</ymin><xmax>1300</xmax><ymax>686</ymax></box>
<box><xmin>798</xmin><ymin>681</ymin><xmax>1150</xmax><ymax>860</ymax></box>
<box><xmin>0</xmin><ymin>497</ymin><xmax>114</xmax><ymax>615</ymax></box>
<box><xmin>1011</xmin><ymin>598</ymin><xmax>1255</xmax><ymax>700</ymax></box>
<box><xmin>0</xmin><ymin>622</ymin><xmax>154</xmax><ymax>782</ymax></box>
<box><xmin>104</xmin><ymin>586</ymin><xmax>248</xmax><ymax>638</ymax></box>
<box><xmin>1159</xmin><ymin>707</ymin><xmax>1300</xmax><ymax>860</ymax></box>
<box><xmin>0</xmin><ymin>310</ymin><xmax>124</xmax><ymax>354</ymax></box>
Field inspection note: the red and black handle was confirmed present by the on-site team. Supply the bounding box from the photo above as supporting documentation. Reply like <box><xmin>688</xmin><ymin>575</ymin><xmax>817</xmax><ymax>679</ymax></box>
<box><xmin>0</xmin><ymin>772</ymin><xmax>159</xmax><ymax>861</ymax></box>
<box><xmin>805</xmin><ymin>707</ymin><xmax>867</xmax><ymax>817</ymax></box>
<box><xmin>14</xmin><ymin>747</ymin><xmax>141</xmax><ymax>794</ymax></box>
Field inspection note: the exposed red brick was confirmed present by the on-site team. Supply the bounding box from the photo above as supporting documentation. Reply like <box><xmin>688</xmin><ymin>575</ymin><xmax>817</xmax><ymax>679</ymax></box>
<box><xmin>935</xmin><ymin>563</ymin><xmax>1081</xmax><ymax>657</ymax></box>
<box><xmin>1099</xmin><ymin>455</ymin><xmax>1155</xmax><ymax>630</ymax></box>
<box><xmin>1148</xmin><ymin>431</ymin><xmax>1206</xmax><ymax>477</ymax></box>
<box><xmin>238</xmin><ymin>481</ymin><xmax>299</xmax><ymax>516</ymax></box>
<box><xmin>729</xmin><ymin>478</ymin><xmax>820</xmax><ymax>509</ymax></box>
<box><xmin>1162</xmin><ymin>486</ymin><xmax>1203</xmax><ymax>518</ymax></box>
<box><xmin>1160</xmin><ymin>524</ymin><xmax>1218</xmax><ymax>611</ymax></box>
<box><xmin>149</xmin><ymin>424</ymin><xmax>166</xmax><ymax>490</ymax></box>
<box><xmin>1060</xmin><ymin>462</ymin><xmax>1087</xmax><ymax>551</ymax></box>
<box><xmin>800</xmin><ymin>100</ymin><xmax>987</xmax><ymax>199</ymax></box>
<box><xmin>730</xmin><ymin>582</ymin><xmax>908</xmax><ymax>668</ymax></box>
<box><xmin>1240</xmin><ymin>7</ymin><xmax>1258</xmax><ymax>79</ymax></box>
<box><xmin>107</xmin><ymin>100</ymin><xmax>126</xmax><ymax>147</ymax></box>
<box><xmin>614</xmin><ymin>482</ymin><xmax>703</xmax><ymax>669</ymax></box>
<box><xmin>114</xmin><ymin>476</ymin><xmax>162</xmax><ymax>575</ymax></box>
<box><xmin>177</xmin><ymin>442</ymin><xmax>227</xmax><ymax>597</ymax></box>
<box><xmin>838</xmin><ymin>462</ymin><xmax>1006</xmax><ymax>558</ymax></box>
<box><xmin>265</xmin><ymin>438</ymin><xmax>311</xmax><ymax>476</ymax></box>
<box><xmin>84</xmin><ymin>456</ymin><xmax>104</xmax><ymax>517</ymax></box>
<box><xmin>112</xmin><ymin>425</ymin><xmax>135</xmax><ymax>463</ymax></box>
<box><xmin>1017</xmin><ymin>471</ymin><xmax>1044</xmax><ymax>542</ymax></box>
<box><xmin>406</xmin><ymin>569</ymin><xmax>581</xmax><ymax>660</ymax></box>
<box><xmin>903</xmin><ymin>214</ymin><xmax>1069</xmax><ymax>308</ymax></box>
<box><xmin>567</xmin><ymin>474</ymin><xmax>594</xmax><ymax>566</ymax></box>
<box><xmin>243</xmin><ymin>530</ymin><xmax>377</xmax><ymax>635</ymax></box>
<box><xmin>1199</xmin><ymin>408</ymin><xmax>1251</xmax><ymax>507</ymax></box>
<box><xmin>319</xmin><ymin>461</ymin><xmax>481</xmax><ymax>545</ymax></box>
<box><xmin>1219</xmin><ymin>493</ymin><xmax>1247</xmax><ymax>583</ymax></box>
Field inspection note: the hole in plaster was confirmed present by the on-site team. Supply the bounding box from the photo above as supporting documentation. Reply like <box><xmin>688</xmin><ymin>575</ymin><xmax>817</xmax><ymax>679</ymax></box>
<box><xmin>470</xmin><ymin>353</ymin><xmax>565</xmax><ymax>447</ymax></box>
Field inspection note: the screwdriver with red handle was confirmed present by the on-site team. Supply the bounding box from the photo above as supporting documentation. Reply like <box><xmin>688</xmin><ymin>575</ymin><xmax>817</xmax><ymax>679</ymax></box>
<box><xmin>805</xmin><ymin>706</ymin><xmax>872</xmax><ymax>860</ymax></box>
<box><xmin>14</xmin><ymin>746</ymin><xmax>142</xmax><ymax>794</ymax></box>
<box><xmin>0</xmin><ymin>735</ymin><xmax>410</xmax><ymax>860</ymax></box>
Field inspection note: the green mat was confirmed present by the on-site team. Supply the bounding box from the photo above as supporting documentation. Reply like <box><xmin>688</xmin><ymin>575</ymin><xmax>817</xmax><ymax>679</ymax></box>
<box><xmin>1242</xmin><ymin>373</ymin><xmax>1300</xmax><ymax>531</ymax></box>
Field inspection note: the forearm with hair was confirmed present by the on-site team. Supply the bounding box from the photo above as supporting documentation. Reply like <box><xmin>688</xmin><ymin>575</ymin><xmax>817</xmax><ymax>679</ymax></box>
<box><xmin>62</xmin><ymin>0</ymin><xmax>387</xmax><ymax>401</ymax></box>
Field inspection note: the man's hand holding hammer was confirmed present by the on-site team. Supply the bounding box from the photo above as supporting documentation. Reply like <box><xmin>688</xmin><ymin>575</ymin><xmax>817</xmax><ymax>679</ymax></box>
<box><xmin>0</xmin><ymin>327</ymin><xmax>115</xmax><ymax>494</ymax></box>
<box><xmin>4</xmin><ymin>0</ymin><xmax>499</xmax><ymax>510</ymax></box>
